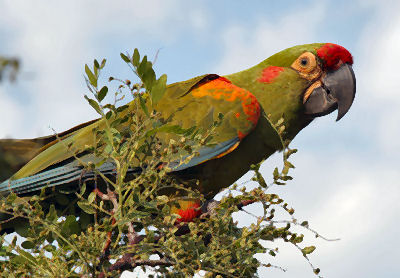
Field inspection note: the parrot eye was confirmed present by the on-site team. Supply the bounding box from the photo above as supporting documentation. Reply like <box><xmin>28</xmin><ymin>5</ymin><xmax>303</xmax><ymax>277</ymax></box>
<box><xmin>300</xmin><ymin>58</ymin><xmax>309</xmax><ymax>67</ymax></box>
<box><xmin>291</xmin><ymin>52</ymin><xmax>320</xmax><ymax>80</ymax></box>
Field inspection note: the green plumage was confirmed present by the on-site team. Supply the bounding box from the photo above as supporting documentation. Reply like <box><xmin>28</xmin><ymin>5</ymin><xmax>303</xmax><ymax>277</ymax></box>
<box><xmin>1</xmin><ymin>43</ymin><xmax>325</xmax><ymax>195</ymax></box>
<box><xmin>0</xmin><ymin>43</ymin><xmax>354</xmax><ymax>231</ymax></box>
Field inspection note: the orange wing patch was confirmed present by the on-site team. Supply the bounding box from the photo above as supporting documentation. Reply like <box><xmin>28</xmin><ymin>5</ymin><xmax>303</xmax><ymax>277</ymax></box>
<box><xmin>191</xmin><ymin>77</ymin><xmax>261</xmax><ymax>139</ymax></box>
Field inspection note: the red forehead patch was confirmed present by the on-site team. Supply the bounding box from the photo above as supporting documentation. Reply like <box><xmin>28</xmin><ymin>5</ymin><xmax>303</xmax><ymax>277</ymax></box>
<box><xmin>258</xmin><ymin>66</ymin><xmax>284</xmax><ymax>83</ymax></box>
<box><xmin>316</xmin><ymin>43</ymin><xmax>353</xmax><ymax>69</ymax></box>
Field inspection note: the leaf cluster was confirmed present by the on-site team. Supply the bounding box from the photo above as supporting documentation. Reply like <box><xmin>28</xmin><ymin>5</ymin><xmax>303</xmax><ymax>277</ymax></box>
<box><xmin>0</xmin><ymin>56</ymin><xmax>19</xmax><ymax>82</ymax></box>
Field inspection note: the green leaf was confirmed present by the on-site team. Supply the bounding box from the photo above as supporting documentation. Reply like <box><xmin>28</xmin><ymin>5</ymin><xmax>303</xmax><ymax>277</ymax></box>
<box><xmin>6</xmin><ymin>192</ymin><xmax>17</xmax><ymax>204</ymax></box>
<box><xmin>62</xmin><ymin>215</ymin><xmax>81</xmax><ymax>235</ymax></box>
<box><xmin>300</xmin><ymin>221</ymin><xmax>309</xmax><ymax>227</ymax></box>
<box><xmin>11</xmin><ymin>249</ymin><xmax>37</xmax><ymax>265</ymax></box>
<box><xmin>156</xmin><ymin>195</ymin><xmax>169</xmax><ymax>203</ymax></box>
<box><xmin>255</xmin><ymin>171</ymin><xmax>268</xmax><ymax>188</ymax></box>
<box><xmin>273</xmin><ymin>167</ymin><xmax>279</xmax><ymax>180</ymax></box>
<box><xmin>293</xmin><ymin>234</ymin><xmax>304</xmax><ymax>243</ymax></box>
<box><xmin>84</xmin><ymin>95</ymin><xmax>103</xmax><ymax>115</ymax></box>
<box><xmin>116</xmin><ymin>104</ymin><xmax>129</xmax><ymax>113</ymax></box>
<box><xmin>77</xmin><ymin>201</ymin><xmax>96</xmax><ymax>214</ymax></box>
<box><xmin>93</xmin><ymin>64</ymin><xmax>98</xmax><ymax>76</ymax></box>
<box><xmin>98</xmin><ymin>86</ymin><xmax>108</xmax><ymax>102</ymax></box>
<box><xmin>55</xmin><ymin>193</ymin><xmax>70</xmax><ymax>206</ymax></box>
<box><xmin>80</xmin><ymin>183</ymin><xmax>86</xmax><ymax>195</ymax></box>
<box><xmin>106</xmin><ymin>110</ymin><xmax>113</xmax><ymax>119</ymax></box>
<box><xmin>132</xmin><ymin>191</ymin><xmax>140</xmax><ymax>203</ymax></box>
<box><xmin>0</xmin><ymin>246</ymin><xmax>11</xmax><ymax>257</ymax></box>
<box><xmin>285</xmin><ymin>148</ymin><xmax>298</xmax><ymax>158</ymax></box>
<box><xmin>120</xmin><ymin>53</ymin><xmax>131</xmax><ymax>63</ymax></box>
<box><xmin>142</xmin><ymin>66</ymin><xmax>156</xmax><ymax>89</ymax></box>
<box><xmin>79</xmin><ymin>212</ymin><xmax>91</xmax><ymax>229</ymax></box>
<box><xmin>14</xmin><ymin>223</ymin><xmax>30</xmax><ymax>238</ymax></box>
<box><xmin>150</xmin><ymin>74</ymin><xmax>167</xmax><ymax>105</ymax></box>
<box><xmin>85</xmin><ymin>64</ymin><xmax>97</xmax><ymax>87</ymax></box>
<box><xmin>11</xmin><ymin>235</ymin><xmax>17</xmax><ymax>247</ymax></box>
<box><xmin>138</xmin><ymin>55</ymin><xmax>148</xmax><ymax>76</ymax></box>
<box><xmin>276</xmin><ymin>117</ymin><xmax>284</xmax><ymax>126</ymax></box>
<box><xmin>43</xmin><ymin>244</ymin><xmax>56</xmax><ymax>252</ymax></box>
<box><xmin>284</xmin><ymin>161</ymin><xmax>295</xmax><ymax>169</ymax></box>
<box><xmin>87</xmin><ymin>192</ymin><xmax>96</xmax><ymax>204</ymax></box>
<box><xmin>280</xmin><ymin>175</ymin><xmax>292</xmax><ymax>181</ymax></box>
<box><xmin>94</xmin><ymin>59</ymin><xmax>100</xmax><ymax>69</ymax></box>
<box><xmin>21</xmin><ymin>241</ymin><xmax>35</xmax><ymax>249</ymax></box>
<box><xmin>100</xmin><ymin>58</ymin><xmax>107</xmax><ymax>69</ymax></box>
<box><xmin>132</xmin><ymin>48</ymin><xmax>140</xmax><ymax>66</ymax></box>
<box><xmin>146</xmin><ymin>124</ymin><xmax>192</xmax><ymax>137</ymax></box>
<box><xmin>46</xmin><ymin>204</ymin><xmax>58</xmax><ymax>222</ymax></box>
<box><xmin>139</xmin><ymin>94</ymin><xmax>149</xmax><ymax>117</ymax></box>
<box><xmin>302</xmin><ymin>245</ymin><xmax>316</xmax><ymax>255</ymax></box>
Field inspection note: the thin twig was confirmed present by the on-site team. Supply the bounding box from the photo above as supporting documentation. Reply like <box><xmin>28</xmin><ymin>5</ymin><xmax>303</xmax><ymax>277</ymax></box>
<box><xmin>98</xmin><ymin>258</ymin><xmax>173</xmax><ymax>278</ymax></box>
<box><xmin>94</xmin><ymin>188</ymin><xmax>119</xmax><ymax>269</ymax></box>
<box><xmin>152</xmin><ymin>48</ymin><xmax>162</xmax><ymax>65</ymax></box>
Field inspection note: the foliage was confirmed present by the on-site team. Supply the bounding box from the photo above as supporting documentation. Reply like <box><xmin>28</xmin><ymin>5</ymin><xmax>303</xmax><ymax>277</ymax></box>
<box><xmin>0</xmin><ymin>56</ymin><xmax>19</xmax><ymax>82</ymax></box>
<box><xmin>0</xmin><ymin>50</ymin><xmax>330</xmax><ymax>277</ymax></box>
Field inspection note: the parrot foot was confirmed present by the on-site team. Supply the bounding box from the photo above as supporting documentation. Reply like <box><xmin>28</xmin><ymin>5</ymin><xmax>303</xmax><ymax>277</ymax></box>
<box><xmin>199</xmin><ymin>199</ymin><xmax>220</xmax><ymax>219</ymax></box>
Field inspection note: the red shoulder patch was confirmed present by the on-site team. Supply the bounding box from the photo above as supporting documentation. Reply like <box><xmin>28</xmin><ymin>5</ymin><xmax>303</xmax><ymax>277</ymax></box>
<box><xmin>258</xmin><ymin>66</ymin><xmax>284</xmax><ymax>83</ymax></box>
<box><xmin>316</xmin><ymin>43</ymin><xmax>353</xmax><ymax>69</ymax></box>
<box><xmin>217</xmin><ymin>76</ymin><xmax>232</xmax><ymax>83</ymax></box>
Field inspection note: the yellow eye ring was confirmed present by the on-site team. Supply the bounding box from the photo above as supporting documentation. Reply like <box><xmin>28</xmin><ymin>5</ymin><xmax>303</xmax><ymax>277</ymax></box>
<box><xmin>291</xmin><ymin>52</ymin><xmax>317</xmax><ymax>74</ymax></box>
<box><xmin>300</xmin><ymin>57</ymin><xmax>309</xmax><ymax>67</ymax></box>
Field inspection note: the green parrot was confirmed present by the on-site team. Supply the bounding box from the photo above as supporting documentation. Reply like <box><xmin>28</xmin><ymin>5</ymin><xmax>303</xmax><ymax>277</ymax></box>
<box><xmin>0</xmin><ymin>43</ymin><xmax>356</xmax><ymax>227</ymax></box>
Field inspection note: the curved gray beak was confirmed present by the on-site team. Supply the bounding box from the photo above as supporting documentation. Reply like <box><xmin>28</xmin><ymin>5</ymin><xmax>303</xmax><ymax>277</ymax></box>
<box><xmin>304</xmin><ymin>63</ymin><xmax>356</xmax><ymax>121</ymax></box>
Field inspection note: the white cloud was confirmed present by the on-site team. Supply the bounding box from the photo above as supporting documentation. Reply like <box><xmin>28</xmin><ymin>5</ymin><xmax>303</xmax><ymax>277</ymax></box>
<box><xmin>356</xmin><ymin>1</ymin><xmax>400</xmax><ymax>152</ymax></box>
<box><xmin>0</xmin><ymin>87</ymin><xmax>23</xmax><ymax>137</ymax></box>
<box><xmin>213</xmin><ymin>3</ymin><xmax>326</xmax><ymax>74</ymax></box>
<box><xmin>358</xmin><ymin>4</ymin><xmax>400</xmax><ymax>102</ymax></box>
<box><xmin>0</xmin><ymin>0</ymin><xmax>209</xmax><ymax>138</ymax></box>
<box><xmin>253</xmin><ymin>152</ymin><xmax>400</xmax><ymax>278</ymax></box>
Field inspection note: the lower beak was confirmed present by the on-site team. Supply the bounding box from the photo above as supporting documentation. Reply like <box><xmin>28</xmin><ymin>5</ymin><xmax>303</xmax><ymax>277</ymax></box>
<box><xmin>304</xmin><ymin>63</ymin><xmax>356</xmax><ymax>121</ymax></box>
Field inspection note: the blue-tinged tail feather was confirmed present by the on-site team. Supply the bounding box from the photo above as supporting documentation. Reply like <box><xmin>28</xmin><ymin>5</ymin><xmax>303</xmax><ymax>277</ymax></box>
<box><xmin>0</xmin><ymin>161</ymin><xmax>119</xmax><ymax>195</ymax></box>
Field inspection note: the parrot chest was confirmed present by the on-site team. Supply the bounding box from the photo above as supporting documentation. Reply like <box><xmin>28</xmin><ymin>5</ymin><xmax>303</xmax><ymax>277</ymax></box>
<box><xmin>173</xmin><ymin>115</ymin><xmax>281</xmax><ymax>197</ymax></box>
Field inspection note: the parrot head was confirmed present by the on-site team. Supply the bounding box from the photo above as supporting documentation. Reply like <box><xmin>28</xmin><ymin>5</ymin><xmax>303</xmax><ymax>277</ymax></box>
<box><xmin>227</xmin><ymin>42</ymin><xmax>356</xmax><ymax>135</ymax></box>
<box><xmin>292</xmin><ymin>43</ymin><xmax>355</xmax><ymax>121</ymax></box>
<box><xmin>256</xmin><ymin>43</ymin><xmax>356</xmax><ymax>122</ymax></box>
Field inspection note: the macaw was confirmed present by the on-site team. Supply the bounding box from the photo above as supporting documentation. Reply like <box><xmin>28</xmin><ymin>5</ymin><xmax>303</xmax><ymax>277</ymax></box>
<box><xmin>0</xmin><ymin>43</ymin><xmax>356</xmax><ymax>229</ymax></box>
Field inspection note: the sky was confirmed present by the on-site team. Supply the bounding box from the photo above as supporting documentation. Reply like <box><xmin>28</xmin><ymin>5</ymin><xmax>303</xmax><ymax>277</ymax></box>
<box><xmin>1</xmin><ymin>0</ymin><xmax>400</xmax><ymax>277</ymax></box>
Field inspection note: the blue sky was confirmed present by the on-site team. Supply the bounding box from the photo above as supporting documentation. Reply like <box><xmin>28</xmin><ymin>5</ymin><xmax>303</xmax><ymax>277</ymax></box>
<box><xmin>1</xmin><ymin>0</ymin><xmax>399</xmax><ymax>277</ymax></box>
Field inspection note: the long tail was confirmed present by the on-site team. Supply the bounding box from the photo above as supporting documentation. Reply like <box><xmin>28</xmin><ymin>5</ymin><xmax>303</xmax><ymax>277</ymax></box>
<box><xmin>0</xmin><ymin>160</ymin><xmax>142</xmax><ymax>195</ymax></box>
<box><xmin>0</xmin><ymin>119</ymin><xmax>99</xmax><ymax>182</ymax></box>
<box><xmin>0</xmin><ymin>139</ymin><xmax>48</xmax><ymax>181</ymax></box>
<box><xmin>0</xmin><ymin>161</ymin><xmax>115</xmax><ymax>195</ymax></box>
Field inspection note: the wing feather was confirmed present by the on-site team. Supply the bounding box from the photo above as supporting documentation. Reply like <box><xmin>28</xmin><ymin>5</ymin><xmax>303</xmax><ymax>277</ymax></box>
<box><xmin>2</xmin><ymin>75</ymin><xmax>261</xmax><ymax>194</ymax></box>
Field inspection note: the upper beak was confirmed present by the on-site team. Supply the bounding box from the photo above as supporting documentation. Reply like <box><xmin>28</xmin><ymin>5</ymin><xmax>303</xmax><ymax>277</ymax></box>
<box><xmin>304</xmin><ymin>63</ymin><xmax>356</xmax><ymax>121</ymax></box>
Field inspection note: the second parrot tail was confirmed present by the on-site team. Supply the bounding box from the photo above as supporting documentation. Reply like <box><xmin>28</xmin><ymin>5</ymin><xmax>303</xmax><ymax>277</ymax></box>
<box><xmin>0</xmin><ymin>139</ymin><xmax>50</xmax><ymax>182</ymax></box>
